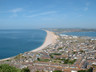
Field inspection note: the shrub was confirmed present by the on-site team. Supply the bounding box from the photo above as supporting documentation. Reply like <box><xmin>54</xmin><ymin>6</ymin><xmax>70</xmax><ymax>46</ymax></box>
<box><xmin>53</xmin><ymin>70</ymin><xmax>62</xmax><ymax>72</ymax></box>
<box><xmin>0</xmin><ymin>64</ymin><xmax>30</xmax><ymax>72</ymax></box>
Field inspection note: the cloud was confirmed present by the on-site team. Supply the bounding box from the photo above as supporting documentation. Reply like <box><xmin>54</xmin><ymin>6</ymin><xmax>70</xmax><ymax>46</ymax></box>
<box><xmin>10</xmin><ymin>14</ymin><xmax>18</xmax><ymax>18</ymax></box>
<box><xmin>26</xmin><ymin>11</ymin><xmax>57</xmax><ymax>17</ymax></box>
<box><xmin>79</xmin><ymin>14</ymin><xmax>83</xmax><ymax>17</ymax></box>
<box><xmin>84</xmin><ymin>2</ymin><xmax>90</xmax><ymax>11</ymax></box>
<box><xmin>9</xmin><ymin>8</ymin><xmax>23</xmax><ymax>13</ymax></box>
<box><xmin>8</xmin><ymin>8</ymin><xmax>23</xmax><ymax>18</ymax></box>
<box><xmin>0</xmin><ymin>11</ymin><xmax>9</xmax><ymax>13</ymax></box>
<box><xmin>0</xmin><ymin>8</ymin><xmax>23</xmax><ymax>14</ymax></box>
<box><xmin>29</xmin><ymin>10</ymin><xmax>39</xmax><ymax>13</ymax></box>
<box><xmin>84</xmin><ymin>7</ymin><xmax>88</xmax><ymax>11</ymax></box>
<box><xmin>86</xmin><ymin>2</ymin><xmax>90</xmax><ymax>6</ymax></box>
<box><xmin>39</xmin><ymin>11</ymin><xmax>56</xmax><ymax>15</ymax></box>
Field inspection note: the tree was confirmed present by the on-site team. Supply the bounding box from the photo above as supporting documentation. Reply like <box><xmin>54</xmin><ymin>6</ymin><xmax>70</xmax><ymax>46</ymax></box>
<box><xmin>37</xmin><ymin>58</ymin><xmax>40</xmax><ymax>61</ymax></box>
<box><xmin>36</xmin><ymin>70</ymin><xmax>39</xmax><ymax>72</ymax></box>
<box><xmin>0</xmin><ymin>64</ymin><xmax>30</xmax><ymax>72</ymax></box>
<box><xmin>78</xmin><ymin>67</ymin><xmax>93</xmax><ymax>72</ymax></box>
<box><xmin>21</xmin><ymin>67</ymin><xmax>30</xmax><ymax>72</ymax></box>
<box><xmin>0</xmin><ymin>64</ymin><xmax>21</xmax><ymax>72</ymax></box>
<box><xmin>78</xmin><ymin>70</ymin><xmax>86</xmax><ymax>72</ymax></box>
<box><xmin>53</xmin><ymin>70</ymin><xmax>62</xmax><ymax>72</ymax></box>
<box><xmin>87</xmin><ymin>67</ymin><xmax>93</xmax><ymax>72</ymax></box>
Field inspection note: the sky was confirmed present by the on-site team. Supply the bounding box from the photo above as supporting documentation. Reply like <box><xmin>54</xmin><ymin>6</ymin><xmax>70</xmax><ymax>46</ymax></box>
<box><xmin>0</xmin><ymin>0</ymin><xmax>96</xmax><ymax>29</ymax></box>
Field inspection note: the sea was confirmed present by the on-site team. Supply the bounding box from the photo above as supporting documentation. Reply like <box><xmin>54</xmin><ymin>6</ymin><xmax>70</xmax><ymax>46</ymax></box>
<box><xmin>0</xmin><ymin>29</ymin><xmax>46</xmax><ymax>59</ymax></box>
<box><xmin>61</xmin><ymin>32</ymin><xmax>96</xmax><ymax>37</ymax></box>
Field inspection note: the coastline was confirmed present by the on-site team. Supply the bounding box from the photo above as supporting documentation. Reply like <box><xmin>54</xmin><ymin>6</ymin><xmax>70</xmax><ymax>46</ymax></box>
<box><xmin>31</xmin><ymin>30</ymin><xmax>58</xmax><ymax>52</ymax></box>
<box><xmin>0</xmin><ymin>30</ymin><xmax>58</xmax><ymax>61</ymax></box>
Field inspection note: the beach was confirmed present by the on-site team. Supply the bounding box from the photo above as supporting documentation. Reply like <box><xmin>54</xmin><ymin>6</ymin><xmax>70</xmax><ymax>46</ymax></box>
<box><xmin>32</xmin><ymin>30</ymin><xmax>58</xmax><ymax>52</ymax></box>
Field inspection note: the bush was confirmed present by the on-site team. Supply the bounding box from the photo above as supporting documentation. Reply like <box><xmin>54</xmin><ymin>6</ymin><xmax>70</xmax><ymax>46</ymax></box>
<box><xmin>63</xmin><ymin>59</ymin><xmax>76</xmax><ymax>64</ymax></box>
<box><xmin>78</xmin><ymin>67</ymin><xmax>93</xmax><ymax>72</ymax></box>
<box><xmin>0</xmin><ymin>64</ymin><xmax>30</xmax><ymax>72</ymax></box>
<box><xmin>21</xmin><ymin>67</ymin><xmax>30</xmax><ymax>72</ymax></box>
<box><xmin>0</xmin><ymin>64</ymin><xmax>21</xmax><ymax>72</ymax></box>
<box><xmin>37</xmin><ymin>58</ymin><xmax>40</xmax><ymax>61</ymax></box>
<box><xmin>53</xmin><ymin>70</ymin><xmax>62</xmax><ymax>72</ymax></box>
<box><xmin>37</xmin><ymin>58</ymin><xmax>50</xmax><ymax>62</ymax></box>
<box><xmin>78</xmin><ymin>70</ymin><xmax>86</xmax><ymax>72</ymax></box>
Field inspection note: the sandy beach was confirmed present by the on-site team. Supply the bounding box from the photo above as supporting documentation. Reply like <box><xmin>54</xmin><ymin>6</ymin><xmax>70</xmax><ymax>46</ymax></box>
<box><xmin>32</xmin><ymin>30</ymin><xmax>58</xmax><ymax>52</ymax></box>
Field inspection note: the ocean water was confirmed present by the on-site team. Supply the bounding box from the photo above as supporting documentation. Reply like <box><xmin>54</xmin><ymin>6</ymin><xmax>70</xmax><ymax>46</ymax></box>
<box><xmin>61</xmin><ymin>32</ymin><xmax>96</xmax><ymax>37</ymax></box>
<box><xmin>0</xmin><ymin>29</ymin><xmax>46</xmax><ymax>59</ymax></box>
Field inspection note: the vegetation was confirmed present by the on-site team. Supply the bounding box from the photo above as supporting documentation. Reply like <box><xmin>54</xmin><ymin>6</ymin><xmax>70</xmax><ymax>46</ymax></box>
<box><xmin>56</xmin><ymin>58</ymin><xmax>76</xmax><ymax>64</ymax></box>
<box><xmin>57</xmin><ymin>47</ymin><xmax>63</xmax><ymax>50</ymax></box>
<box><xmin>63</xmin><ymin>59</ymin><xmax>76</xmax><ymax>64</ymax></box>
<box><xmin>49</xmin><ymin>53</ymin><xmax>62</xmax><ymax>58</ymax></box>
<box><xmin>78</xmin><ymin>70</ymin><xmax>86</xmax><ymax>72</ymax></box>
<box><xmin>21</xmin><ymin>67</ymin><xmax>30</xmax><ymax>72</ymax></box>
<box><xmin>14</xmin><ymin>54</ymin><xmax>23</xmax><ymax>59</ymax></box>
<box><xmin>80</xmin><ymin>50</ymin><xmax>85</xmax><ymax>53</ymax></box>
<box><xmin>37</xmin><ymin>58</ymin><xmax>50</xmax><ymax>62</ymax></box>
<box><xmin>53</xmin><ymin>70</ymin><xmax>62</xmax><ymax>72</ymax></box>
<box><xmin>72</xmin><ymin>51</ymin><xmax>77</xmax><ymax>54</ymax></box>
<box><xmin>0</xmin><ymin>64</ymin><xmax>30</xmax><ymax>72</ymax></box>
<box><xmin>49</xmin><ymin>54</ymin><xmax>54</xmax><ymax>58</ymax></box>
<box><xmin>78</xmin><ymin>67</ymin><xmax>93</xmax><ymax>72</ymax></box>
<box><xmin>50</xmin><ymin>53</ymin><xmax>61</xmax><ymax>56</ymax></box>
<box><xmin>36</xmin><ymin>70</ymin><xmax>39</xmax><ymax>72</ymax></box>
<box><xmin>37</xmin><ymin>58</ymin><xmax>41</xmax><ymax>61</ymax></box>
<box><xmin>51</xmin><ymin>58</ymin><xmax>76</xmax><ymax>64</ymax></box>
<box><xmin>87</xmin><ymin>67</ymin><xmax>93</xmax><ymax>72</ymax></box>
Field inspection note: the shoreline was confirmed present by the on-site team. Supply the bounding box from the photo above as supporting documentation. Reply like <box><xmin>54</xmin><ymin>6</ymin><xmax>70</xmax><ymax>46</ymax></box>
<box><xmin>0</xmin><ymin>30</ymin><xmax>58</xmax><ymax>61</ymax></box>
<box><xmin>31</xmin><ymin>30</ymin><xmax>58</xmax><ymax>52</ymax></box>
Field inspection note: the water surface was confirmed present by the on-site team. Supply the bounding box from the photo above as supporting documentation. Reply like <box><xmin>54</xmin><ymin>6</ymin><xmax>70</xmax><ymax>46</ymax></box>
<box><xmin>61</xmin><ymin>32</ymin><xmax>96</xmax><ymax>37</ymax></box>
<box><xmin>0</xmin><ymin>29</ymin><xmax>46</xmax><ymax>59</ymax></box>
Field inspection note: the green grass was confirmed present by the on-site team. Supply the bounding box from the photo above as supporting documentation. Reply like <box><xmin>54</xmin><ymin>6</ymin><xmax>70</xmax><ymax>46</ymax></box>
<box><xmin>49</xmin><ymin>53</ymin><xmax>62</xmax><ymax>59</ymax></box>
<box><xmin>53</xmin><ymin>70</ymin><xmax>63</xmax><ymax>72</ymax></box>
<box><xmin>57</xmin><ymin>47</ymin><xmax>63</xmax><ymax>50</ymax></box>
<box><xmin>50</xmin><ymin>53</ymin><xmax>61</xmax><ymax>55</ymax></box>
<box><xmin>55</xmin><ymin>58</ymin><xmax>76</xmax><ymax>64</ymax></box>
<box><xmin>37</xmin><ymin>58</ymin><xmax>50</xmax><ymax>62</ymax></box>
<box><xmin>64</xmin><ymin>59</ymin><xmax>76</xmax><ymax>64</ymax></box>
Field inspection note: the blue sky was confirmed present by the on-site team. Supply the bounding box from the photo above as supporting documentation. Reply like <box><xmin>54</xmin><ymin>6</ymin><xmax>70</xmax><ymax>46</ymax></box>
<box><xmin>0</xmin><ymin>0</ymin><xmax>96</xmax><ymax>29</ymax></box>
